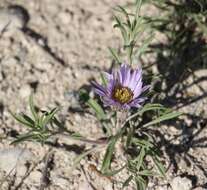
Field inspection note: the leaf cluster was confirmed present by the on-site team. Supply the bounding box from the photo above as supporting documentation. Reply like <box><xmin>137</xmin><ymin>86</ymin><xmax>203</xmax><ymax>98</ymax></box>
<box><xmin>10</xmin><ymin>95</ymin><xmax>60</xmax><ymax>144</ymax></box>
<box><xmin>98</xmin><ymin>103</ymin><xmax>181</xmax><ymax>189</ymax></box>
<box><xmin>109</xmin><ymin>0</ymin><xmax>154</xmax><ymax>65</ymax></box>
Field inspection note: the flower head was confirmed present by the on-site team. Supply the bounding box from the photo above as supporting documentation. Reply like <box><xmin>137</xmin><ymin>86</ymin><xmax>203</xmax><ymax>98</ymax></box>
<box><xmin>93</xmin><ymin>64</ymin><xmax>149</xmax><ymax>110</ymax></box>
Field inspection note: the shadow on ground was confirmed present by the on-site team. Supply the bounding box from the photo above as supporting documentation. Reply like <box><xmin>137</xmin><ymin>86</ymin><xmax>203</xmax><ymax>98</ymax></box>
<box><xmin>145</xmin><ymin>0</ymin><xmax>207</xmax><ymax>188</ymax></box>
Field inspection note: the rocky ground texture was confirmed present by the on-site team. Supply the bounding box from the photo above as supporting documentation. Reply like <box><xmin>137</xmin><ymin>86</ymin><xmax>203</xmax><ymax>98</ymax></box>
<box><xmin>0</xmin><ymin>0</ymin><xmax>207</xmax><ymax>190</ymax></box>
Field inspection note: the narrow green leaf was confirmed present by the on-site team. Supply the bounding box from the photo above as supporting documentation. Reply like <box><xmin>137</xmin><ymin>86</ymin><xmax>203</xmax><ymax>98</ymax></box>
<box><xmin>143</xmin><ymin>111</ymin><xmax>182</xmax><ymax>128</ymax></box>
<box><xmin>126</xmin><ymin>103</ymin><xmax>166</xmax><ymax>122</ymax></box>
<box><xmin>87</xmin><ymin>99</ymin><xmax>106</xmax><ymax>120</ymax></box>
<box><xmin>53</xmin><ymin>117</ymin><xmax>65</xmax><ymax>129</ymax></box>
<box><xmin>114</xmin><ymin>5</ymin><xmax>129</xmax><ymax>17</ymax></box>
<box><xmin>103</xmin><ymin>165</ymin><xmax>126</xmax><ymax>176</ymax></box>
<box><xmin>22</xmin><ymin>114</ymin><xmax>35</xmax><ymax>126</ymax></box>
<box><xmin>122</xmin><ymin>175</ymin><xmax>133</xmax><ymax>188</ymax></box>
<box><xmin>38</xmin><ymin>114</ymin><xmax>45</xmax><ymax>129</ymax></box>
<box><xmin>139</xmin><ymin>104</ymin><xmax>165</xmax><ymax>114</ymax></box>
<box><xmin>10</xmin><ymin>111</ymin><xmax>34</xmax><ymax>129</ymax></box>
<box><xmin>135</xmin><ymin>0</ymin><xmax>142</xmax><ymax>20</ymax></box>
<box><xmin>101</xmin><ymin>130</ymin><xmax>123</xmax><ymax>173</ymax></box>
<box><xmin>131</xmin><ymin>18</ymin><xmax>137</xmax><ymax>31</ymax></box>
<box><xmin>132</xmin><ymin>138</ymin><xmax>153</xmax><ymax>149</ymax></box>
<box><xmin>133</xmin><ymin>22</ymin><xmax>150</xmax><ymax>42</ymax></box>
<box><xmin>115</xmin><ymin>5</ymin><xmax>131</xmax><ymax>28</ymax></box>
<box><xmin>132</xmin><ymin>15</ymin><xmax>142</xmax><ymax>35</ymax></box>
<box><xmin>137</xmin><ymin>169</ymin><xmax>157</xmax><ymax>176</ymax></box>
<box><xmin>114</xmin><ymin>15</ymin><xmax>128</xmax><ymax>43</ymax></box>
<box><xmin>11</xmin><ymin>133</ymin><xmax>35</xmax><ymax>144</ymax></box>
<box><xmin>108</xmin><ymin>47</ymin><xmax>121</xmax><ymax>64</ymax></box>
<box><xmin>126</xmin><ymin>122</ymin><xmax>133</xmax><ymax>147</ymax></box>
<box><xmin>135</xmin><ymin>176</ymin><xmax>147</xmax><ymax>190</ymax></box>
<box><xmin>29</xmin><ymin>95</ymin><xmax>38</xmax><ymax>122</ymax></box>
<box><xmin>135</xmin><ymin>146</ymin><xmax>145</xmax><ymax>171</ymax></box>
<box><xmin>101</xmin><ymin>137</ymin><xmax>117</xmax><ymax>173</ymax></box>
<box><xmin>136</xmin><ymin>34</ymin><xmax>154</xmax><ymax>57</ymax></box>
<box><xmin>42</xmin><ymin>107</ymin><xmax>59</xmax><ymax>128</ymax></box>
<box><xmin>152</xmin><ymin>156</ymin><xmax>166</xmax><ymax>177</ymax></box>
<box><xmin>70</xmin><ymin>132</ymin><xmax>83</xmax><ymax>138</ymax></box>
<box><xmin>114</xmin><ymin>15</ymin><xmax>122</xmax><ymax>26</ymax></box>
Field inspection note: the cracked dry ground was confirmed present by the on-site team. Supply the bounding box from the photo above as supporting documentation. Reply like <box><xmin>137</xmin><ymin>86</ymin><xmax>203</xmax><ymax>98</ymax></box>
<box><xmin>0</xmin><ymin>0</ymin><xmax>207</xmax><ymax>190</ymax></box>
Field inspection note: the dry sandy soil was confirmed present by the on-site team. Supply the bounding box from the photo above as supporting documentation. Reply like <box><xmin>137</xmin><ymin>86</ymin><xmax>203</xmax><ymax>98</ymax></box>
<box><xmin>0</xmin><ymin>0</ymin><xmax>207</xmax><ymax>190</ymax></box>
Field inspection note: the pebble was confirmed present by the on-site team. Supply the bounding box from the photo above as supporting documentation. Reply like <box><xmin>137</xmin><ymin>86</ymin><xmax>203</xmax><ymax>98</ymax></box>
<box><xmin>78</xmin><ymin>181</ymin><xmax>93</xmax><ymax>190</ymax></box>
<box><xmin>19</xmin><ymin>84</ymin><xmax>31</xmax><ymax>99</ymax></box>
<box><xmin>58</xmin><ymin>12</ymin><xmax>72</xmax><ymax>25</ymax></box>
<box><xmin>28</xmin><ymin>170</ymin><xmax>42</xmax><ymax>184</ymax></box>
<box><xmin>74</xmin><ymin>114</ymin><xmax>82</xmax><ymax>122</ymax></box>
<box><xmin>170</xmin><ymin>176</ymin><xmax>192</xmax><ymax>190</ymax></box>
<box><xmin>51</xmin><ymin>173</ymin><xmax>70</xmax><ymax>189</ymax></box>
<box><xmin>103</xmin><ymin>183</ymin><xmax>113</xmax><ymax>190</ymax></box>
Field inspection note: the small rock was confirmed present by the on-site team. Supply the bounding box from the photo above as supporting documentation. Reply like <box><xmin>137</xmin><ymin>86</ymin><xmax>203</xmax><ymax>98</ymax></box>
<box><xmin>171</xmin><ymin>176</ymin><xmax>192</xmax><ymax>190</ymax></box>
<box><xmin>2</xmin><ymin>57</ymin><xmax>19</xmax><ymax>67</ymax></box>
<box><xmin>16</xmin><ymin>165</ymin><xmax>28</xmax><ymax>176</ymax></box>
<box><xmin>103</xmin><ymin>183</ymin><xmax>113</xmax><ymax>190</ymax></box>
<box><xmin>64</xmin><ymin>90</ymin><xmax>80</xmax><ymax>107</ymax></box>
<box><xmin>58</xmin><ymin>12</ymin><xmax>72</xmax><ymax>25</ymax></box>
<box><xmin>0</xmin><ymin>147</ymin><xmax>33</xmax><ymax>174</ymax></box>
<box><xmin>74</xmin><ymin>114</ymin><xmax>82</xmax><ymax>122</ymax></box>
<box><xmin>78</xmin><ymin>180</ymin><xmax>93</xmax><ymax>190</ymax></box>
<box><xmin>51</xmin><ymin>175</ymin><xmax>70</xmax><ymax>189</ymax></box>
<box><xmin>19</xmin><ymin>84</ymin><xmax>31</xmax><ymax>99</ymax></box>
<box><xmin>0</xmin><ymin>5</ymin><xmax>29</xmax><ymax>33</ymax></box>
<box><xmin>28</xmin><ymin>170</ymin><xmax>42</xmax><ymax>184</ymax></box>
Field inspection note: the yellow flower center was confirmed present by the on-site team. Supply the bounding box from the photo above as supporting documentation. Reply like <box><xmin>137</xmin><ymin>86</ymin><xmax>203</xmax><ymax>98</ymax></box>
<box><xmin>112</xmin><ymin>85</ymin><xmax>133</xmax><ymax>104</ymax></box>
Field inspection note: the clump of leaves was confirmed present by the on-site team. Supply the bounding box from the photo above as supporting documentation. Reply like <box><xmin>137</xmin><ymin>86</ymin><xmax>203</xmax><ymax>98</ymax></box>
<box><xmin>10</xmin><ymin>95</ymin><xmax>60</xmax><ymax>144</ymax></box>
<box><xmin>109</xmin><ymin>0</ymin><xmax>154</xmax><ymax>65</ymax></box>
<box><xmin>98</xmin><ymin>103</ymin><xmax>180</xmax><ymax>189</ymax></box>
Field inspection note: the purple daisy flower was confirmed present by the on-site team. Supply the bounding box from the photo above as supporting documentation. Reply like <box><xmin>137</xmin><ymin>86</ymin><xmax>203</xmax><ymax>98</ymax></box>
<box><xmin>93</xmin><ymin>64</ymin><xmax>149</xmax><ymax>110</ymax></box>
